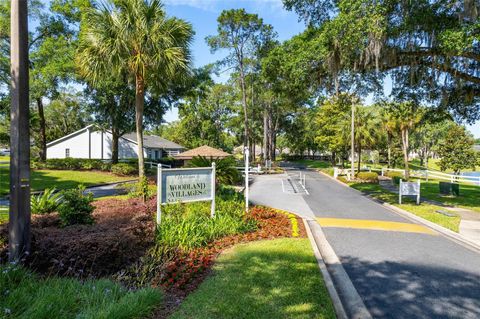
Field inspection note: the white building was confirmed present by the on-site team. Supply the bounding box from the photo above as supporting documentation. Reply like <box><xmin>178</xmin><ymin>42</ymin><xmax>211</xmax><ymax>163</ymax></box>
<box><xmin>46</xmin><ymin>124</ymin><xmax>185</xmax><ymax>160</ymax></box>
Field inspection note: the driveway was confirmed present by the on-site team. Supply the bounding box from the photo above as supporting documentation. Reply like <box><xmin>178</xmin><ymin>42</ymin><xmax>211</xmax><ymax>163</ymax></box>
<box><xmin>250</xmin><ymin>168</ymin><xmax>480</xmax><ymax>318</ymax></box>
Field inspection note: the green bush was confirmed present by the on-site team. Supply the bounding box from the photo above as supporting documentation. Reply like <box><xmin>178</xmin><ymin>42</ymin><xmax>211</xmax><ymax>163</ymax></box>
<box><xmin>157</xmin><ymin>187</ymin><xmax>255</xmax><ymax>250</ymax></box>
<box><xmin>126</xmin><ymin>176</ymin><xmax>155</xmax><ymax>200</ymax></box>
<box><xmin>385</xmin><ymin>170</ymin><xmax>403</xmax><ymax>179</ymax></box>
<box><xmin>188</xmin><ymin>156</ymin><xmax>241</xmax><ymax>185</ymax></box>
<box><xmin>31</xmin><ymin>188</ymin><xmax>63</xmax><ymax>214</ymax></box>
<box><xmin>112</xmin><ymin>163</ymin><xmax>138</xmax><ymax>176</ymax></box>
<box><xmin>31</xmin><ymin>158</ymin><xmax>111</xmax><ymax>171</ymax></box>
<box><xmin>58</xmin><ymin>186</ymin><xmax>94</xmax><ymax>226</ymax></box>
<box><xmin>392</xmin><ymin>176</ymin><xmax>403</xmax><ymax>185</ymax></box>
<box><xmin>357</xmin><ymin>172</ymin><xmax>379</xmax><ymax>183</ymax></box>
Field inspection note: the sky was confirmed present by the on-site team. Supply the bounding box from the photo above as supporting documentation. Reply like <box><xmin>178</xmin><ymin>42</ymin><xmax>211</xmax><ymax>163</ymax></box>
<box><xmin>161</xmin><ymin>0</ymin><xmax>480</xmax><ymax>138</ymax></box>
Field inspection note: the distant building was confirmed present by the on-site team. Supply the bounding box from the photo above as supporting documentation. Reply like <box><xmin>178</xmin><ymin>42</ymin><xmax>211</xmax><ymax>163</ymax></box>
<box><xmin>46</xmin><ymin>124</ymin><xmax>185</xmax><ymax>160</ymax></box>
<box><xmin>174</xmin><ymin>145</ymin><xmax>231</xmax><ymax>164</ymax></box>
<box><xmin>474</xmin><ymin>144</ymin><xmax>480</xmax><ymax>152</ymax></box>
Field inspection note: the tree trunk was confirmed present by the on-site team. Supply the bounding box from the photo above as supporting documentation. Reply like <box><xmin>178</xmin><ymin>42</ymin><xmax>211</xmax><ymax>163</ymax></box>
<box><xmin>357</xmin><ymin>144</ymin><xmax>362</xmax><ymax>176</ymax></box>
<box><xmin>37</xmin><ymin>97</ymin><xmax>46</xmax><ymax>161</ymax></box>
<box><xmin>387</xmin><ymin>134</ymin><xmax>391</xmax><ymax>168</ymax></box>
<box><xmin>135</xmin><ymin>74</ymin><xmax>145</xmax><ymax>179</ymax></box>
<box><xmin>272</xmin><ymin>133</ymin><xmax>276</xmax><ymax>161</ymax></box>
<box><xmin>331</xmin><ymin>151</ymin><xmax>336</xmax><ymax>166</ymax></box>
<box><xmin>401</xmin><ymin>128</ymin><xmax>410</xmax><ymax>180</ymax></box>
<box><xmin>111</xmin><ymin>128</ymin><xmax>119</xmax><ymax>164</ymax></box>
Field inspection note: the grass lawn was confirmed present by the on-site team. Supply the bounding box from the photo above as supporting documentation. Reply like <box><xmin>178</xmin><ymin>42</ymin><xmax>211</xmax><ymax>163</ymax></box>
<box><xmin>0</xmin><ymin>264</ymin><xmax>161</xmax><ymax>319</ymax></box>
<box><xmin>350</xmin><ymin>182</ymin><xmax>461</xmax><ymax>232</ymax></box>
<box><xmin>0</xmin><ymin>166</ymin><xmax>133</xmax><ymax>196</ymax></box>
<box><xmin>0</xmin><ymin>156</ymin><xmax>9</xmax><ymax>161</ymax></box>
<box><xmin>170</xmin><ymin>238</ymin><xmax>335</xmax><ymax>319</ymax></box>
<box><xmin>291</xmin><ymin>160</ymin><xmax>334</xmax><ymax>176</ymax></box>
<box><xmin>0</xmin><ymin>205</ymin><xmax>7</xmax><ymax>224</ymax></box>
<box><xmin>419</xmin><ymin>180</ymin><xmax>480</xmax><ymax>213</ymax></box>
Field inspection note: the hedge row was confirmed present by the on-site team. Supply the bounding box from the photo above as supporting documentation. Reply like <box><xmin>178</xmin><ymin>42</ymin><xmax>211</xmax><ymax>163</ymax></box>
<box><xmin>356</xmin><ymin>172</ymin><xmax>379</xmax><ymax>182</ymax></box>
<box><xmin>31</xmin><ymin>158</ymin><xmax>112</xmax><ymax>171</ymax></box>
<box><xmin>31</xmin><ymin>158</ymin><xmax>140</xmax><ymax>177</ymax></box>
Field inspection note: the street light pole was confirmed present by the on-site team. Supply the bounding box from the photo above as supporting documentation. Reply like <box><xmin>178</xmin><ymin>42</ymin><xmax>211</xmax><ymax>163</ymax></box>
<box><xmin>350</xmin><ymin>103</ymin><xmax>355</xmax><ymax>180</ymax></box>
<box><xmin>9</xmin><ymin>0</ymin><xmax>31</xmax><ymax>262</ymax></box>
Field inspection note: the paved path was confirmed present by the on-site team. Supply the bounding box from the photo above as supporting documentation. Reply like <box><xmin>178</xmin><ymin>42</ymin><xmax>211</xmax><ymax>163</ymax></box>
<box><xmin>0</xmin><ymin>181</ymin><xmax>135</xmax><ymax>208</ymax></box>
<box><xmin>250</xmin><ymin>169</ymin><xmax>480</xmax><ymax>318</ymax></box>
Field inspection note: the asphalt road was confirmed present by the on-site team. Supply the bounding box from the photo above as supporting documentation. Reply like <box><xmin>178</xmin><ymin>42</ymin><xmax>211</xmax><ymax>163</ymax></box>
<box><xmin>250</xmin><ymin>168</ymin><xmax>480</xmax><ymax>318</ymax></box>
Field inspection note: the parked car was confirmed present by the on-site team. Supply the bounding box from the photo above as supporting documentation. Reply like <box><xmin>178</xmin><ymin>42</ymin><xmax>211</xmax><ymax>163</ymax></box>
<box><xmin>0</xmin><ymin>149</ymin><xmax>10</xmax><ymax>156</ymax></box>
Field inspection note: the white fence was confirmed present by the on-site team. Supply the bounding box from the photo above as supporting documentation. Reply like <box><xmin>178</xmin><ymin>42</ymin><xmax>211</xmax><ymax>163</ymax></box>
<box><xmin>381</xmin><ymin>167</ymin><xmax>480</xmax><ymax>186</ymax></box>
<box><xmin>333</xmin><ymin>166</ymin><xmax>371</xmax><ymax>179</ymax></box>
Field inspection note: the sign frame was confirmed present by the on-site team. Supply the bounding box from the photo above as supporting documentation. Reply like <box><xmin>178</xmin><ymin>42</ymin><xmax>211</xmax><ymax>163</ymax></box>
<box><xmin>156</xmin><ymin>163</ymin><xmax>216</xmax><ymax>225</ymax></box>
<box><xmin>399</xmin><ymin>179</ymin><xmax>420</xmax><ymax>205</ymax></box>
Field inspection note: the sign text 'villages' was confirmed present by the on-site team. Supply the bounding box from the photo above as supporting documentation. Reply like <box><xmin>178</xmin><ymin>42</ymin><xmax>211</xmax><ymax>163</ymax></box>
<box><xmin>161</xmin><ymin>168</ymin><xmax>213</xmax><ymax>203</ymax></box>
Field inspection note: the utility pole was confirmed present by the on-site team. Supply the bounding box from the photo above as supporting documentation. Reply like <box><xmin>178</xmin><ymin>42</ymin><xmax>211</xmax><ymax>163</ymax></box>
<box><xmin>350</xmin><ymin>103</ymin><xmax>355</xmax><ymax>180</ymax></box>
<box><xmin>9</xmin><ymin>0</ymin><xmax>31</xmax><ymax>262</ymax></box>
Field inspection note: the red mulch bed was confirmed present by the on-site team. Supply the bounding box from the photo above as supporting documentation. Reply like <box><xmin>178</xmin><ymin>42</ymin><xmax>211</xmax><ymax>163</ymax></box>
<box><xmin>0</xmin><ymin>197</ymin><xmax>306</xmax><ymax>318</ymax></box>
<box><xmin>0</xmin><ymin>197</ymin><xmax>158</xmax><ymax>276</ymax></box>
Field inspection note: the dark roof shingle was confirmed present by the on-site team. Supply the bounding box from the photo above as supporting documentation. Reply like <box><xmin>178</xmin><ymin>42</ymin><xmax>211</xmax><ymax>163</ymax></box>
<box><xmin>122</xmin><ymin>133</ymin><xmax>184</xmax><ymax>150</ymax></box>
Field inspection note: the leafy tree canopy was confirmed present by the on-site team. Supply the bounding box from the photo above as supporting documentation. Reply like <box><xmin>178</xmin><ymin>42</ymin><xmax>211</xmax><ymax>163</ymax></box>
<box><xmin>283</xmin><ymin>0</ymin><xmax>480</xmax><ymax>121</ymax></box>
<box><xmin>438</xmin><ymin>124</ymin><xmax>478</xmax><ymax>173</ymax></box>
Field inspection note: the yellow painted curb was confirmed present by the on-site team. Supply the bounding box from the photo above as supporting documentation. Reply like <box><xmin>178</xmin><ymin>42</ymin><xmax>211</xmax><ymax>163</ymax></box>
<box><xmin>317</xmin><ymin>218</ymin><xmax>438</xmax><ymax>235</ymax></box>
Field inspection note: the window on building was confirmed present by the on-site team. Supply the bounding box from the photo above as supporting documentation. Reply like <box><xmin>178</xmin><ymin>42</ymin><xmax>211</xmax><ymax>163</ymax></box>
<box><xmin>166</xmin><ymin>149</ymin><xmax>180</xmax><ymax>157</ymax></box>
<box><xmin>65</xmin><ymin>148</ymin><xmax>70</xmax><ymax>158</ymax></box>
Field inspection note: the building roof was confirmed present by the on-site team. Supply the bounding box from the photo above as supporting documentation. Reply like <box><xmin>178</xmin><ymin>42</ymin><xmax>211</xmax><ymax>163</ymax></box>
<box><xmin>47</xmin><ymin>124</ymin><xmax>96</xmax><ymax>147</ymax></box>
<box><xmin>46</xmin><ymin>124</ymin><xmax>184</xmax><ymax>150</ymax></box>
<box><xmin>174</xmin><ymin>145</ymin><xmax>231</xmax><ymax>160</ymax></box>
<box><xmin>122</xmin><ymin>133</ymin><xmax>184</xmax><ymax>150</ymax></box>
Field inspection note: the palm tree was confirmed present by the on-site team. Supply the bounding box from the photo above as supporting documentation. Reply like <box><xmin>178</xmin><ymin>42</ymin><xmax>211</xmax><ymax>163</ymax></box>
<box><xmin>353</xmin><ymin>106</ymin><xmax>380</xmax><ymax>174</ymax></box>
<box><xmin>383</xmin><ymin>101</ymin><xmax>425</xmax><ymax>180</ymax></box>
<box><xmin>77</xmin><ymin>0</ymin><xmax>193</xmax><ymax>178</ymax></box>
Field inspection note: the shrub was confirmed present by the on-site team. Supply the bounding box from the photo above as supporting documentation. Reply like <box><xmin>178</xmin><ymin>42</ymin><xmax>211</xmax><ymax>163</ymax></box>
<box><xmin>392</xmin><ymin>176</ymin><xmax>403</xmax><ymax>185</ymax></box>
<box><xmin>112</xmin><ymin>163</ymin><xmax>138</xmax><ymax>176</ymax></box>
<box><xmin>188</xmin><ymin>156</ymin><xmax>241</xmax><ymax>185</ymax></box>
<box><xmin>357</xmin><ymin>172</ymin><xmax>379</xmax><ymax>183</ymax></box>
<box><xmin>157</xmin><ymin>188</ymin><xmax>256</xmax><ymax>250</ymax></box>
<box><xmin>31</xmin><ymin>188</ymin><xmax>63</xmax><ymax>214</ymax></box>
<box><xmin>385</xmin><ymin>170</ymin><xmax>403</xmax><ymax>179</ymax></box>
<box><xmin>126</xmin><ymin>176</ymin><xmax>155</xmax><ymax>200</ymax></box>
<box><xmin>58</xmin><ymin>186</ymin><xmax>94</xmax><ymax>226</ymax></box>
<box><xmin>31</xmin><ymin>158</ymin><xmax>111</xmax><ymax>171</ymax></box>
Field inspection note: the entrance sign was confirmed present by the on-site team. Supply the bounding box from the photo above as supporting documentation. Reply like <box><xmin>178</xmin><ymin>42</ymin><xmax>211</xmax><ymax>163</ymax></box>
<box><xmin>157</xmin><ymin>163</ymin><xmax>216</xmax><ymax>225</ymax></box>
<box><xmin>399</xmin><ymin>180</ymin><xmax>420</xmax><ymax>205</ymax></box>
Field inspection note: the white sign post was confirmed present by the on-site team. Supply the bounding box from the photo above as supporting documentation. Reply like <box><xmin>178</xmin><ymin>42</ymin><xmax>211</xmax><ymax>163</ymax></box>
<box><xmin>245</xmin><ymin>147</ymin><xmax>249</xmax><ymax>212</ymax></box>
<box><xmin>156</xmin><ymin>163</ymin><xmax>216</xmax><ymax>226</ymax></box>
<box><xmin>399</xmin><ymin>180</ymin><xmax>420</xmax><ymax>205</ymax></box>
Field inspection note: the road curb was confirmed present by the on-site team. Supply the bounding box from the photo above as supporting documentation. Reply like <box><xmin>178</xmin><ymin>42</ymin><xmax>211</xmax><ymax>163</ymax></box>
<box><xmin>304</xmin><ymin>218</ymin><xmax>372</xmax><ymax>319</ymax></box>
<box><xmin>318</xmin><ymin>171</ymin><xmax>480</xmax><ymax>253</ymax></box>
<box><xmin>303</xmin><ymin>219</ymin><xmax>348</xmax><ymax>319</ymax></box>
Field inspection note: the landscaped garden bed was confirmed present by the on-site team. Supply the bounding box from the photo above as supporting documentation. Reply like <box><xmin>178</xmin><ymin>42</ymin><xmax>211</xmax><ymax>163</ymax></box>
<box><xmin>0</xmin><ymin>187</ymin><xmax>309</xmax><ymax>318</ymax></box>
